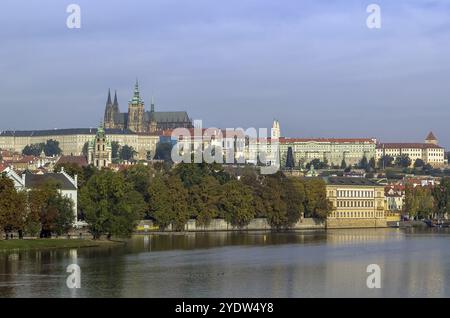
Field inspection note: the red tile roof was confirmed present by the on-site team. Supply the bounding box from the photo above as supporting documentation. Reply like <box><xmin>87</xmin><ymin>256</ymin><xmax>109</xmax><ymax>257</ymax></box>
<box><xmin>57</xmin><ymin>155</ymin><xmax>88</xmax><ymax>167</ymax></box>
<box><xmin>376</xmin><ymin>143</ymin><xmax>442</xmax><ymax>149</ymax></box>
<box><xmin>426</xmin><ymin>131</ymin><xmax>437</xmax><ymax>141</ymax></box>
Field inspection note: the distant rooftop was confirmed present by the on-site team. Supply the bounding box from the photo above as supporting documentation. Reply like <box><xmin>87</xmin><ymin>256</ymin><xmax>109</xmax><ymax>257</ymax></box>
<box><xmin>325</xmin><ymin>177</ymin><xmax>381</xmax><ymax>186</ymax></box>
<box><xmin>0</xmin><ymin>128</ymin><xmax>158</xmax><ymax>137</ymax></box>
<box><xmin>376</xmin><ymin>143</ymin><xmax>443</xmax><ymax>149</ymax></box>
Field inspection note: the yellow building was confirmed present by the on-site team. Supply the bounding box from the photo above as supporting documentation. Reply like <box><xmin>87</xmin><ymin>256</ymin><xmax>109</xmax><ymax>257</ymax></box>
<box><xmin>376</xmin><ymin>132</ymin><xmax>445</xmax><ymax>167</ymax></box>
<box><xmin>325</xmin><ymin>177</ymin><xmax>387</xmax><ymax>228</ymax></box>
<box><xmin>0</xmin><ymin>128</ymin><xmax>159</xmax><ymax>161</ymax></box>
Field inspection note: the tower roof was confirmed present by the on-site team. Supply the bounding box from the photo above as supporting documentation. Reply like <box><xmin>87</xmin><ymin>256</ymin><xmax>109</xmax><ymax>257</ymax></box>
<box><xmin>106</xmin><ymin>89</ymin><xmax>112</xmax><ymax>106</ymax></box>
<box><xmin>130</xmin><ymin>79</ymin><xmax>144</xmax><ymax>105</ymax></box>
<box><xmin>426</xmin><ymin>131</ymin><xmax>437</xmax><ymax>141</ymax></box>
<box><xmin>113</xmin><ymin>90</ymin><xmax>118</xmax><ymax>106</ymax></box>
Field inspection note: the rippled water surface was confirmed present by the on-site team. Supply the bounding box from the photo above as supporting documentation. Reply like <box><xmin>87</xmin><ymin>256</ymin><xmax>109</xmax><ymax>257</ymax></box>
<box><xmin>1</xmin><ymin>228</ymin><xmax>450</xmax><ymax>297</ymax></box>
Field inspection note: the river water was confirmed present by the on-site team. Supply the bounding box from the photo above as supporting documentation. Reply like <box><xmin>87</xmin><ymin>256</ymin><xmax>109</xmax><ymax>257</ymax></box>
<box><xmin>1</xmin><ymin>228</ymin><xmax>450</xmax><ymax>298</ymax></box>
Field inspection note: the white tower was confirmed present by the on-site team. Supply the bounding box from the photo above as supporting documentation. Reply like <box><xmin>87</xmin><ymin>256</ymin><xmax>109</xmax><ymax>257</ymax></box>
<box><xmin>271</xmin><ymin>119</ymin><xmax>280</xmax><ymax>139</ymax></box>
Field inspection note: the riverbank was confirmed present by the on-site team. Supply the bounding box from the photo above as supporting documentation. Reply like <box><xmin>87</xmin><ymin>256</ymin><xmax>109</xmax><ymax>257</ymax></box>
<box><xmin>0</xmin><ymin>239</ymin><xmax>123</xmax><ymax>252</ymax></box>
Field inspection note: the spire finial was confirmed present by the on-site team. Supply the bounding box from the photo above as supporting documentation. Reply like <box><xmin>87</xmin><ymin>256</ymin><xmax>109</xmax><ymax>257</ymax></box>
<box><xmin>113</xmin><ymin>90</ymin><xmax>118</xmax><ymax>106</ymax></box>
<box><xmin>151</xmin><ymin>95</ymin><xmax>155</xmax><ymax>112</ymax></box>
<box><xmin>106</xmin><ymin>88</ymin><xmax>112</xmax><ymax>106</ymax></box>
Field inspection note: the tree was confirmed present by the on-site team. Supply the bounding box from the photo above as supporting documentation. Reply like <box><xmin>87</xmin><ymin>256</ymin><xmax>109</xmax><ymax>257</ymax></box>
<box><xmin>28</xmin><ymin>180</ymin><xmax>74</xmax><ymax>238</ymax></box>
<box><xmin>22</xmin><ymin>140</ymin><xmax>62</xmax><ymax>157</ymax></box>
<box><xmin>52</xmin><ymin>195</ymin><xmax>74</xmax><ymax>236</ymax></box>
<box><xmin>22</xmin><ymin>143</ymin><xmax>43</xmax><ymax>156</ymax></box>
<box><xmin>358</xmin><ymin>156</ymin><xmax>369</xmax><ymax>170</ymax></box>
<box><xmin>285</xmin><ymin>147</ymin><xmax>295</xmax><ymax>169</ymax></box>
<box><xmin>148</xmin><ymin>175</ymin><xmax>172</xmax><ymax>230</ymax></box>
<box><xmin>154</xmin><ymin>142</ymin><xmax>173</xmax><ymax>162</ymax></box>
<box><xmin>369</xmin><ymin>157</ymin><xmax>376</xmax><ymax>171</ymax></box>
<box><xmin>306</xmin><ymin>158</ymin><xmax>328</xmax><ymax>170</ymax></box>
<box><xmin>219</xmin><ymin>180</ymin><xmax>255</xmax><ymax>228</ymax></box>
<box><xmin>0</xmin><ymin>176</ymin><xmax>27</xmax><ymax>239</ymax></box>
<box><xmin>79</xmin><ymin>170</ymin><xmax>145</xmax><ymax>239</ymax></box>
<box><xmin>147</xmin><ymin>174</ymin><xmax>189</xmax><ymax>231</ymax></box>
<box><xmin>189</xmin><ymin>176</ymin><xmax>221</xmax><ymax>226</ymax></box>
<box><xmin>404</xmin><ymin>185</ymin><xmax>434</xmax><ymax>219</ymax></box>
<box><xmin>119</xmin><ymin>145</ymin><xmax>137</xmax><ymax>161</ymax></box>
<box><xmin>303</xmin><ymin>178</ymin><xmax>332</xmax><ymax>219</ymax></box>
<box><xmin>432</xmin><ymin>177</ymin><xmax>450</xmax><ymax>219</ymax></box>
<box><xmin>111</xmin><ymin>141</ymin><xmax>120</xmax><ymax>159</ymax></box>
<box><xmin>43</xmin><ymin>139</ymin><xmax>62</xmax><ymax>156</ymax></box>
<box><xmin>82</xmin><ymin>142</ymin><xmax>89</xmax><ymax>157</ymax></box>
<box><xmin>377</xmin><ymin>155</ymin><xmax>394</xmax><ymax>169</ymax></box>
<box><xmin>340</xmin><ymin>159</ymin><xmax>347</xmax><ymax>169</ymax></box>
<box><xmin>394</xmin><ymin>154</ymin><xmax>411</xmax><ymax>168</ymax></box>
<box><xmin>414</xmin><ymin>158</ymin><xmax>425</xmax><ymax>168</ymax></box>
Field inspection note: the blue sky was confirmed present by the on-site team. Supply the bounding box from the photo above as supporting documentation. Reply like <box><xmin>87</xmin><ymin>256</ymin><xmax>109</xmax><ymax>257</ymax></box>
<box><xmin>0</xmin><ymin>0</ymin><xmax>449</xmax><ymax>147</ymax></box>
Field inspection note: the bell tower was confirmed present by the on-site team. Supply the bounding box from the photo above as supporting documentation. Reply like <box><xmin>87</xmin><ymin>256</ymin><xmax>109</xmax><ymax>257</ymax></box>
<box><xmin>127</xmin><ymin>80</ymin><xmax>145</xmax><ymax>132</ymax></box>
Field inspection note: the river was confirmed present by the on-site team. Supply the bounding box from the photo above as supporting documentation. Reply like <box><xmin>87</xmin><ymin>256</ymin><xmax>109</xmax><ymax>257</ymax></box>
<box><xmin>1</xmin><ymin>228</ymin><xmax>450</xmax><ymax>297</ymax></box>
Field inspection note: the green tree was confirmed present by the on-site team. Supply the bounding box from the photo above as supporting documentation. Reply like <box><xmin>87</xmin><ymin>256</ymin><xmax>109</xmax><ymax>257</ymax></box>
<box><xmin>154</xmin><ymin>142</ymin><xmax>173</xmax><ymax>162</ymax></box>
<box><xmin>148</xmin><ymin>175</ymin><xmax>173</xmax><ymax>230</ymax></box>
<box><xmin>0</xmin><ymin>176</ymin><xmax>28</xmax><ymax>239</ymax></box>
<box><xmin>189</xmin><ymin>176</ymin><xmax>221</xmax><ymax>226</ymax></box>
<box><xmin>111</xmin><ymin>141</ymin><xmax>120</xmax><ymax>159</ymax></box>
<box><xmin>82</xmin><ymin>142</ymin><xmax>89</xmax><ymax>157</ymax></box>
<box><xmin>22</xmin><ymin>143</ymin><xmax>44</xmax><ymax>156</ymax></box>
<box><xmin>369</xmin><ymin>157</ymin><xmax>376</xmax><ymax>170</ymax></box>
<box><xmin>285</xmin><ymin>147</ymin><xmax>295</xmax><ymax>169</ymax></box>
<box><xmin>147</xmin><ymin>174</ymin><xmax>189</xmax><ymax>231</ymax></box>
<box><xmin>358</xmin><ymin>156</ymin><xmax>369</xmax><ymax>170</ymax></box>
<box><xmin>43</xmin><ymin>139</ymin><xmax>62</xmax><ymax>156</ymax></box>
<box><xmin>306</xmin><ymin>158</ymin><xmax>328</xmax><ymax>170</ymax></box>
<box><xmin>404</xmin><ymin>185</ymin><xmax>434</xmax><ymax>219</ymax></box>
<box><xmin>79</xmin><ymin>170</ymin><xmax>145</xmax><ymax>239</ymax></box>
<box><xmin>340</xmin><ymin>159</ymin><xmax>347</xmax><ymax>169</ymax></box>
<box><xmin>432</xmin><ymin>177</ymin><xmax>450</xmax><ymax>219</ymax></box>
<box><xmin>303</xmin><ymin>178</ymin><xmax>332</xmax><ymax>219</ymax></box>
<box><xmin>119</xmin><ymin>145</ymin><xmax>137</xmax><ymax>161</ymax></box>
<box><xmin>377</xmin><ymin>155</ymin><xmax>394</xmax><ymax>169</ymax></box>
<box><xmin>394</xmin><ymin>154</ymin><xmax>411</xmax><ymax>168</ymax></box>
<box><xmin>219</xmin><ymin>180</ymin><xmax>255</xmax><ymax>228</ymax></box>
<box><xmin>414</xmin><ymin>158</ymin><xmax>425</xmax><ymax>168</ymax></box>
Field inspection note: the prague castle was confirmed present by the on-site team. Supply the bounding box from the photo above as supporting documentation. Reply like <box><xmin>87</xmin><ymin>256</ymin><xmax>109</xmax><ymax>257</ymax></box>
<box><xmin>104</xmin><ymin>80</ymin><xmax>193</xmax><ymax>133</ymax></box>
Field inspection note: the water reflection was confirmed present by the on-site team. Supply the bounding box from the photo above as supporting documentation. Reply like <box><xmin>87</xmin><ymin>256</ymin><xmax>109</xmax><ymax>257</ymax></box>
<box><xmin>1</xmin><ymin>228</ymin><xmax>450</xmax><ymax>297</ymax></box>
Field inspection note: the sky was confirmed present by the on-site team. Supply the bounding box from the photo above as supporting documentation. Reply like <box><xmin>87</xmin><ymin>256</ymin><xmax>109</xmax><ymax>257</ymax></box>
<box><xmin>0</xmin><ymin>0</ymin><xmax>449</xmax><ymax>147</ymax></box>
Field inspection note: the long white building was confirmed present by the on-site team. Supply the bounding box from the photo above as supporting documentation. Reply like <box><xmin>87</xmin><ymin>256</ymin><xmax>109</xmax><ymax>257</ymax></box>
<box><xmin>376</xmin><ymin>132</ymin><xmax>445</xmax><ymax>167</ymax></box>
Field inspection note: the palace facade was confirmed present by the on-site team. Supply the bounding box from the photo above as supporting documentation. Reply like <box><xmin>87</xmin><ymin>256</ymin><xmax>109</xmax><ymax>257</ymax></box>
<box><xmin>0</xmin><ymin>128</ymin><xmax>159</xmax><ymax>160</ymax></box>
<box><xmin>376</xmin><ymin>132</ymin><xmax>445</xmax><ymax>167</ymax></box>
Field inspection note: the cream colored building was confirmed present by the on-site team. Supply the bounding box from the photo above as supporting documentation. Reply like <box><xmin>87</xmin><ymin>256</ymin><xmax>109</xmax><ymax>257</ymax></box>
<box><xmin>376</xmin><ymin>132</ymin><xmax>445</xmax><ymax>167</ymax></box>
<box><xmin>245</xmin><ymin>121</ymin><xmax>376</xmax><ymax>168</ymax></box>
<box><xmin>326</xmin><ymin>177</ymin><xmax>387</xmax><ymax>228</ymax></box>
<box><xmin>0</xmin><ymin>128</ymin><xmax>159</xmax><ymax>161</ymax></box>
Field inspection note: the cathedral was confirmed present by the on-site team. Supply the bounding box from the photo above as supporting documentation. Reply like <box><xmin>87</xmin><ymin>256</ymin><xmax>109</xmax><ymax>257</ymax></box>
<box><xmin>103</xmin><ymin>81</ymin><xmax>193</xmax><ymax>133</ymax></box>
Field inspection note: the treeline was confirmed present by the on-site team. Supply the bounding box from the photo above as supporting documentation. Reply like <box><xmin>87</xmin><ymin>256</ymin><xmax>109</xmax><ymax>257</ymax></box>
<box><xmin>404</xmin><ymin>178</ymin><xmax>450</xmax><ymax>220</ymax></box>
<box><xmin>0</xmin><ymin>177</ymin><xmax>73</xmax><ymax>239</ymax></box>
<box><xmin>75</xmin><ymin>163</ymin><xmax>332</xmax><ymax>236</ymax></box>
<box><xmin>22</xmin><ymin>139</ymin><xmax>62</xmax><ymax>157</ymax></box>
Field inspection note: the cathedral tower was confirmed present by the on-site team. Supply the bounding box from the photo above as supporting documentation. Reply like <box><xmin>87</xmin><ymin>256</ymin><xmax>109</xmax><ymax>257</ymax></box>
<box><xmin>103</xmin><ymin>89</ymin><xmax>116</xmax><ymax>129</ymax></box>
<box><xmin>127</xmin><ymin>80</ymin><xmax>145</xmax><ymax>132</ymax></box>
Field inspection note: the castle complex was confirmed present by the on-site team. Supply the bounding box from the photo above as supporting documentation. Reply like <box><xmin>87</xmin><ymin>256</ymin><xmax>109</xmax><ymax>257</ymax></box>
<box><xmin>103</xmin><ymin>80</ymin><xmax>193</xmax><ymax>133</ymax></box>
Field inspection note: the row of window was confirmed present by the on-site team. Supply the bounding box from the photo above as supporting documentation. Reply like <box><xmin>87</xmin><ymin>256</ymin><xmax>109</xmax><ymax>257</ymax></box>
<box><xmin>337</xmin><ymin>190</ymin><xmax>374</xmax><ymax>198</ymax></box>
<box><xmin>337</xmin><ymin>200</ymin><xmax>374</xmax><ymax>208</ymax></box>
<box><xmin>331</xmin><ymin>211</ymin><xmax>384</xmax><ymax>218</ymax></box>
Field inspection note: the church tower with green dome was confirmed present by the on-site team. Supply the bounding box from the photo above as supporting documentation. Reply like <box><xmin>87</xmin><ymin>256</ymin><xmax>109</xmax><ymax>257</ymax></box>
<box><xmin>88</xmin><ymin>126</ymin><xmax>112</xmax><ymax>169</ymax></box>
<box><xmin>127</xmin><ymin>79</ymin><xmax>145</xmax><ymax>132</ymax></box>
